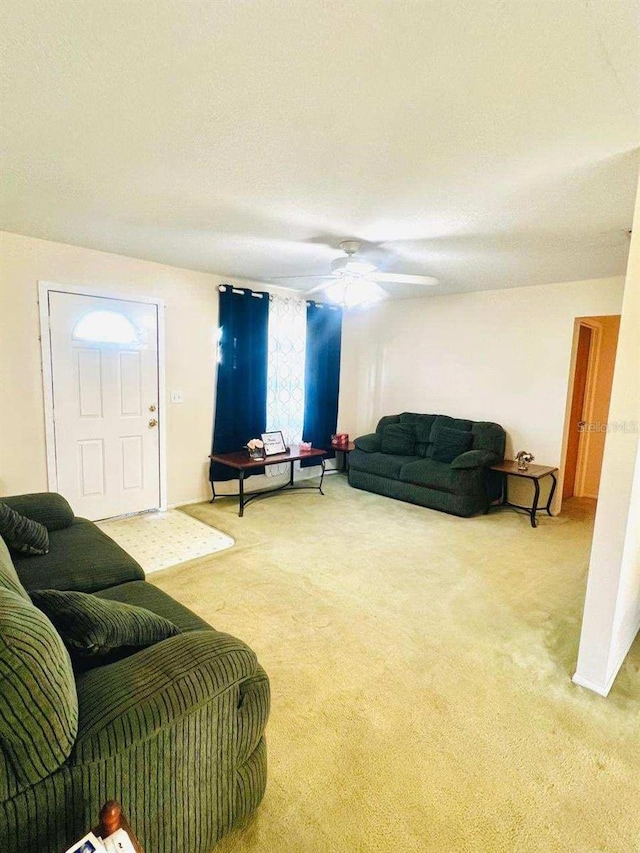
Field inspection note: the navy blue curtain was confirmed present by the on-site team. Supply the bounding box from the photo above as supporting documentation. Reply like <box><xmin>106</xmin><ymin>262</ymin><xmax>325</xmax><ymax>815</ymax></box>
<box><xmin>301</xmin><ymin>302</ymin><xmax>343</xmax><ymax>468</ymax></box>
<box><xmin>210</xmin><ymin>287</ymin><xmax>269</xmax><ymax>481</ymax></box>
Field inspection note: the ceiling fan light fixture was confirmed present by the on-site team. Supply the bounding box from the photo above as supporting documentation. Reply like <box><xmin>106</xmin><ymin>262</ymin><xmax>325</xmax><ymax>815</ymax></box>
<box><xmin>331</xmin><ymin>256</ymin><xmax>377</xmax><ymax>276</ymax></box>
<box><xmin>325</xmin><ymin>278</ymin><xmax>386</xmax><ymax>309</ymax></box>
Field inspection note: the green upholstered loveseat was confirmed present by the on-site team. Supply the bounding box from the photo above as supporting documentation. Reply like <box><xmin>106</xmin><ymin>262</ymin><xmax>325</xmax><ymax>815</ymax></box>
<box><xmin>0</xmin><ymin>493</ymin><xmax>269</xmax><ymax>853</ymax></box>
<box><xmin>349</xmin><ymin>413</ymin><xmax>506</xmax><ymax>517</ymax></box>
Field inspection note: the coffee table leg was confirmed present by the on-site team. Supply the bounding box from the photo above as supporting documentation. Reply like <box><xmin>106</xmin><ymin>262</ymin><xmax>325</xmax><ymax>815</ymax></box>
<box><xmin>546</xmin><ymin>472</ymin><xmax>557</xmax><ymax>516</ymax></box>
<box><xmin>530</xmin><ymin>478</ymin><xmax>540</xmax><ymax>528</ymax></box>
<box><xmin>239</xmin><ymin>470</ymin><xmax>245</xmax><ymax>517</ymax></box>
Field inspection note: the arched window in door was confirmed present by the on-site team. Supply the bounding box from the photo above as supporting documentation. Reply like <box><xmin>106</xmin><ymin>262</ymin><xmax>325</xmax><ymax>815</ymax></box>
<box><xmin>73</xmin><ymin>310</ymin><xmax>139</xmax><ymax>345</ymax></box>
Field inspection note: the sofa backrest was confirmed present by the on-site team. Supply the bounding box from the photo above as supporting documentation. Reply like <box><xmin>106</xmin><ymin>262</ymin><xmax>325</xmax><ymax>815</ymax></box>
<box><xmin>376</xmin><ymin>413</ymin><xmax>506</xmax><ymax>460</ymax></box>
<box><xmin>1</xmin><ymin>493</ymin><xmax>75</xmax><ymax>532</ymax></box>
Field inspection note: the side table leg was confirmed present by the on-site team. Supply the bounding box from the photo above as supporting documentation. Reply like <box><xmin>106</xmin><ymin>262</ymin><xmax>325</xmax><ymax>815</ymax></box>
<box><xmin>546</xmin><ymin>472</ymin><xmax>557</xmax><ymax>516</ymax></box>
<box><xmin>289</xmin><ymin>459</ymin><xmax>295</xmax><ymax>487</ymax></box>
<box><xmin>239</xmin><ymin>471</ymin><xmax>245</xmax><ymax>517</ymax></box>
<box><xmin>209</xmin><ymin>480</ymin><xmax>216</xmax><ymax>504</ymax></box>
<box><xmin>530</xmin><ymin>478</ymin><xmax>540</xmax><ymax>528</ymax></box>
<box><xmin>319</xmin><ymin>458</ymin><xmax>326</xmax><ymax>495</ymax></box>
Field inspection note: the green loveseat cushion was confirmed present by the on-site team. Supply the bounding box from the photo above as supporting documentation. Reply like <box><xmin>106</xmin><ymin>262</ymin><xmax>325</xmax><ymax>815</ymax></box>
<box><xmin>375</xmin><ymin>414</ymin><xmax>401</xmax><ymax>434</ymax></box>
<box><xmin>431</xmin><ymin>427</ymin><xmax>473</xmax><ymax>464</ymax></box>
<box><xmin>349</xmin><ymin>450</ymin><xmax>419</xmax><ymax>479</ymax></box>
<box><xmin>0</xmin><ymin>587</ymin><xmax>78</xmax><ymax>797</ymax></box>
<box><xmin>399</xmin><ymin>458</ymin><xmax>485</xmax><ymax>494</ymax></box>
<box><xmin>471</xmin><ymin>422</ymin><xmax>507</xmax><ymax>457</ymax></box>
<box><xmin>381</xmin><ymin>423</ymin><xmax>416</xmax><ymax>456</ymax></box>
<box><xmin>399</xmin><ymin>413</ymin><xmax>437</xmax><ymax>444</ymax></box>
<box><xmin>2</xmin><ymin>493</ymin><xmax>75</xmax><ymax>532</ymax></box>
<box><xmin>429</xmin><ymin>415</ymin><xmax>473</xmax><ymax>442</ymax></box>
<box><xmin>354</xmin><ymin>433</ymin><xmax>382</xmax><ymax>453</ymax></box>
<box><xmin>451</xmin><ymin>449</ymin><xmax>500</xmax><ymax>469</ymax></box>
<box><xmin>12</xmin><ymin>519</ymin><xmax>145</xmax><ymax>593</ymax></box>
<box><xmin>95</xmin><ymin>580</ymin><xmax>213</xmax><ymax>632</ymax></box>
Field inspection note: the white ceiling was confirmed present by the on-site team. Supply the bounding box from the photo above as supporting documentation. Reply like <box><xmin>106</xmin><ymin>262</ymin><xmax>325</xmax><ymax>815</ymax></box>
<box><xmin>1</xmin><ymin>0</ymin><xmax>639</xmax><ymax>296</ymax></box>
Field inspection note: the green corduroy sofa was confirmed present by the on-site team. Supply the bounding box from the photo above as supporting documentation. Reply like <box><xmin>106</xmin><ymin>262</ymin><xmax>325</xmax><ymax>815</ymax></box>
<box><xmin>0</xmin><ymin>492</ymin><xmax>269</xmax><ymax>853</ymax></box>
<box><xmin>349</xmin><ymin>413</ymin><xmax>506</xmax><ymax>517</ymax></box>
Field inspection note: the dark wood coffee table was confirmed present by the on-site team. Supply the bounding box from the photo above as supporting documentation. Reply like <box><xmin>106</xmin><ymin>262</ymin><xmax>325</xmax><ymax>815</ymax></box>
<box><xmin>489</xmin><ymin>460</ymin><xmax>558</xmax><ymax>528</ymax></box>
<box><xmin>209</xmin><ymin>445</ymin><xmax>327</xmax><ymax>516</ymax></box>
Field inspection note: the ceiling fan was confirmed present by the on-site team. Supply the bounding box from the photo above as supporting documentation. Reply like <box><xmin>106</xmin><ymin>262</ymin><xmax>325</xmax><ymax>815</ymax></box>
<box><xmin>271</xmin><ymin>240</ymin><xmax>438</xmax><ymax>308</ymax></box>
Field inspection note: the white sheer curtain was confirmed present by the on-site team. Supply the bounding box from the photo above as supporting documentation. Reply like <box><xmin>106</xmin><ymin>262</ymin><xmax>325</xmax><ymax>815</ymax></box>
<box><xmin>266</xmin><ymin>295</ymin><xmax>307</xmax><ymax>477</ymax></box>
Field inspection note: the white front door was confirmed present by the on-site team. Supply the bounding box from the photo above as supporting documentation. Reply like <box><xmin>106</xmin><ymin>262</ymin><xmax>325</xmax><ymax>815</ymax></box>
<box><xmin>47</xmin><ymin>291</ymin><xmax>161</xmax><ymax>520</ymax></box>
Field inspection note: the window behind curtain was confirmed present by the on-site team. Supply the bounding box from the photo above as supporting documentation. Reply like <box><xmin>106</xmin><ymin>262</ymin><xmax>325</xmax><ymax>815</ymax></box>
<box><xmin>266</xmin><ymin>296</ymin><xmax>307</xmax><ymax>476</ymax></box>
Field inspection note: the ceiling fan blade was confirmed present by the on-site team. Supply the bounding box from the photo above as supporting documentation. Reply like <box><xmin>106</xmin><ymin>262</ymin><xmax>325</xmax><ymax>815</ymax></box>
<box><xmin>305</xmin><ymin>280</ymin><xmax>336</xmax><ymax>295</ymax></box>
<box><xmin>371</xmin><ymin>273</ymin><xmax>439</xmax><ymax>286</ymax></box>
<box><xmin>270</xmin><ymin>274</ymin><xmax>336</xmax><ymax>281</ymax></box>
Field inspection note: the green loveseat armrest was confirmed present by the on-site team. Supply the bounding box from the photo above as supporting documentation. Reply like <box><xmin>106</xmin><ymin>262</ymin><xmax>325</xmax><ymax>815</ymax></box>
<box><xmin>450</xmin><ymin>450</ymin><xmax>499</xmax><ymax>469</ymax></box>
<box><xmin>1</xmin><ymin>493</ymin><xmax>75</xmax><ymax>531</ymax></box>
<box><xmin>72</xmin><ymin>629</ymin><xmax>267</xmax><ymax>763</ymax></box>
<box><xmin>354</xmin><ymin>433</ymin><xmax>382</xmax><ymax>453</ymax></box>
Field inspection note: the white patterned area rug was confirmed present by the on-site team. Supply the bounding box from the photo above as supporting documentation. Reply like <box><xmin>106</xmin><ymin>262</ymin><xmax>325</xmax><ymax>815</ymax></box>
<box><xmin>97</xmin><ymin>509</ymin><xmax>234</xmax><ymax>574</ymax></box>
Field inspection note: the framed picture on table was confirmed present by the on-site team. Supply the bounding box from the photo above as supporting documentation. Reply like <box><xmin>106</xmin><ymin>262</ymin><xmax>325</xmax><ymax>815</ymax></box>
<box><xmin>261</xmin><ymin>431</ymin><xmax>287</xmax><ymax>456</ymax></box>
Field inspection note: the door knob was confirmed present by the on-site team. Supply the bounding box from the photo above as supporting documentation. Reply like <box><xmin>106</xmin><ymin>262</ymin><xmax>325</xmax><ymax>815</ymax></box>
<box><xmin>149</xmin><ymin>418</ymin><xmax>158</xmax><ymax>428</ymax></box>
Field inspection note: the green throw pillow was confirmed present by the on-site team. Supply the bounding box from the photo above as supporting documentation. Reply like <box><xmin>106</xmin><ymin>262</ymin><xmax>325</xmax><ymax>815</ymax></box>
<box><xmin>381</xmin><ymin>423</ymin><xmax>416</xmax><ymax>456</ymax></box>
<box><xmin>29</xmin><ymin>589</ymin><xmax>181</xmax><ymax>657</ymax></box>
<box><xmin>0</xmin><ymin>501</ymin><xmax>49</xmax><ymax>556</ymax></box>
<box><xmin>431</xmin><ymin>427</ymin><xmax>472</xmax><ymax>464</ymax></box>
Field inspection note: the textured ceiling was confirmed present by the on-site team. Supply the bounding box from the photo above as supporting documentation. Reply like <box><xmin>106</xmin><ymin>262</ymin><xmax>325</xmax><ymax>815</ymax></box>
<box><xmin>1</xmin><ymin>0</ymin><xmax>639</xmax><ymax>296</ymax></box>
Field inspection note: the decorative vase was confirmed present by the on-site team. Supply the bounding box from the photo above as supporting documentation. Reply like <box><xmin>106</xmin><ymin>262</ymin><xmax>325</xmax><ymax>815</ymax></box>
<box><xmin>517</xmin><ymin>460</ymin><xmax>529</xmax><ymax>471</ymax></box>
<box><xmin>248</xmin><ymin>449</ymin><xmax>264</xmax><ymax>461</ymax></box>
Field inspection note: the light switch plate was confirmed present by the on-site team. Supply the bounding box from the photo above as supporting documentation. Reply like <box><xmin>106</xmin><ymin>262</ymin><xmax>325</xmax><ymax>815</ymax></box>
<box><xmin>170</xmin><ymin>390</ymin><xmax>184</xmax><ymax>404</ymax></box>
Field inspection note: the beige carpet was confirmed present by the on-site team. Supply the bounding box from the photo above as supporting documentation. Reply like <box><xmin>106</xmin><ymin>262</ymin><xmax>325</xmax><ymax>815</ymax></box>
<box><xmin>149</xmin><ymin>476</ymin><xmax>639</xmax><ymax>853</ymax></box>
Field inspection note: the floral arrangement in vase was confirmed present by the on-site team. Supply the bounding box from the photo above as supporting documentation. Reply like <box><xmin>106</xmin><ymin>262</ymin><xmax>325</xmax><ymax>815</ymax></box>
<box><xmin>246</xmin><ymin>438</ymin><xmax>265</xmax><ymax>460</ymax></box>
<box><xmin>515</xmin><ymin>450</ymin><xmax>535</xmax><ymax>471</ymax></box>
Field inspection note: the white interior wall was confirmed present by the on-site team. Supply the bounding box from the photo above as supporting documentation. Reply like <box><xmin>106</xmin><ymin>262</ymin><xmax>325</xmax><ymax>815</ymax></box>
<box><xmin>338</xmin><ymin>275</ymin><xmax>625</xmax><ymax>507</ymax></box>
<box><xmin>0</xmin><ymin>232</ymin><xmax>328</xmax><ymax>507</ymax></box>
<box><xmin>0</xmin><ymin>232</ymin><xmax>230</xmax><ymax>505</ymax></box>
<box><xmin>573</xmin><ymin>180</ymin><xmax>640</xmax><ymax>696</ymax></box>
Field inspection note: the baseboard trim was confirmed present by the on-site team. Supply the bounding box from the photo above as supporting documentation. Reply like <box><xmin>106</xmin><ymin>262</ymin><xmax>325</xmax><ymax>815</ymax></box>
<box><xmin>572</xmin><ymin>614</ymin><xmax>640</xmax><ymax>697</ymax></box>
<box><xmin>169</xmin><ymin>496</ymin><xmax>210</xmax><ymax>509</ymax></box>
<box><xmin>571</xmin><ymin>673</ymin><xmax>611</xmax><ymax>697</ymax></box>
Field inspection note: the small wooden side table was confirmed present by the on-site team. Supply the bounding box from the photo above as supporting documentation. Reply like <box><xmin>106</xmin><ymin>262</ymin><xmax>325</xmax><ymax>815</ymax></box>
<box><xmin>489</xmin><ymin>460</ymin><xmax>558</xmax><ymax>528</ymax></box>
<box><xmin>333</xmin><ymin>441</ymin><xmax>356</xmax><ymax>473</ymax></box>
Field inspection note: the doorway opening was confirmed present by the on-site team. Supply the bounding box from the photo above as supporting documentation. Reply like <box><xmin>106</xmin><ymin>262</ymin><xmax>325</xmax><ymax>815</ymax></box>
<box><xmin>561</xmin><ymin>315</ymin><xmax>621</xmax><ymax>502</ymax></box>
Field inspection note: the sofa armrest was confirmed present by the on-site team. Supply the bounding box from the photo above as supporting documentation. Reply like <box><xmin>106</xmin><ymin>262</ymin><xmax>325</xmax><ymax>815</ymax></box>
<box><xmin>354</xmin><ymin>433</ymin><xmax>382</xmax><ymax>453</ymax></box>
<box><xmin>1</xmin><ymin>493</ymin><xmax>75</xmax><ymax>531</ymax></box>
<box><xmin>71</xmin><ymin>630</ymin><xmax>264</xmax><ymax>764</ymax></box>
<box><xmin>450</xmin><ymin>450</ymin><xmax>499</xmax><ymax>469</ymax></box>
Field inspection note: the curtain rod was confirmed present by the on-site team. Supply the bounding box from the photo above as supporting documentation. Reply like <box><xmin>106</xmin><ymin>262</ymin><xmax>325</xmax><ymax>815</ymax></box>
<box><xmin>218</xmin><ymin>284</ymin><xmax>270</xmax><ymax>299</ymax></box>
<box><xmin>218</xmin><ymin>284</ymin><xmax>340</xmax><ymax>310</ymax></box>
